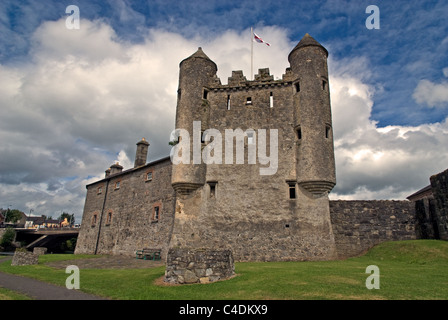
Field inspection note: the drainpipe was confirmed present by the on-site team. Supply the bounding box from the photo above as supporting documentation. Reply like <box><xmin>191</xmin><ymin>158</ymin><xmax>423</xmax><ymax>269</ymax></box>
<box><xmin>94</xmin><ymin>179</ymin><xmax>109</xmax><ymax>255</ymax></box>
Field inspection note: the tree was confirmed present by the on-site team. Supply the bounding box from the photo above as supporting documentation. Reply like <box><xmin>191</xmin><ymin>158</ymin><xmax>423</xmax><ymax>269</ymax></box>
<box><xmin>0</xmin><ymin>227</ymin><xmax>15</xmax><ymax>249</ymax></box>
<box><xmin>58</xmin><ymin>212</ymin><xmax>75</xmax><ymax>226</ymax></box>
<box><xmin>5</xmin><ymin>209</ymin><xmax>23</xmax><ymax>224</ymax></box>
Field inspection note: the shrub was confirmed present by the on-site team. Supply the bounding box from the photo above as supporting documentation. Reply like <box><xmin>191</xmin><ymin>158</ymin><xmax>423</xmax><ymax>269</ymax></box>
<box><xmin>0</xmin><ymin>228</ymin><xmax>15</xmax><ymax>249</ymax></box>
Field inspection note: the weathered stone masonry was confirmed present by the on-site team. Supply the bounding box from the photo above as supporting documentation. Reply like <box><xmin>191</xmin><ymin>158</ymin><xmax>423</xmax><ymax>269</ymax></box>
<box><xmin>430</xmin><ymin>168</ymin><xmax>448</xmax><ymax>240</ymax></box>
<box><xmin>75</xmin><ymin>34</ymin><xmax>447</xmax><ymax>264</ymax></box>
<box><xmin>75</xmin><ymin>144</ymin><xmax>176</xmax><ymax>259</ymax></box>
<box><xmin>329</xmin><ymin>200</ymin><xmax>417</xmax><ymax>258</ymax></box>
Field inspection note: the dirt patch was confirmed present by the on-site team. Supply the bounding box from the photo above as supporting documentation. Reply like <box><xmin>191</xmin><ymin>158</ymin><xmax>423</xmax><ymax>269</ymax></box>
<box><xmin>46</xmin><ymin>255</ymin><xmax>165</xmax><ymax>269</ymax></box>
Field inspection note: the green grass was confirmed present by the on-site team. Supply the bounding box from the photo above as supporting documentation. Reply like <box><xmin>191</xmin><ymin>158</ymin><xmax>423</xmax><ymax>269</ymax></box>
<box><xmin>0</xmin><ymin>287</ymin><xmax>31</xmax><ymax>300</ymax></box>
<box><xmin>0</xmin><ymin>240</ymin><xmax>447</xmax><ymax>300</ymax></box>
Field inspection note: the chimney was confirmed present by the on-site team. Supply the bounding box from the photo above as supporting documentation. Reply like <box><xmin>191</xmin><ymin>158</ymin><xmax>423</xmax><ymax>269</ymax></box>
<box><xmin>134</xmin><ymin>138</ymin><xmax>150</xmax><ymax>168</ymax></box>
<box><xmin>109</xmin><ymin>162</ymin><xmax>123</xmax><ymax>175</ymax></box>
<box><xmin>105</xmin><ymin>167</ymin><xmax>111</xmax><ymax>178</ymax></box>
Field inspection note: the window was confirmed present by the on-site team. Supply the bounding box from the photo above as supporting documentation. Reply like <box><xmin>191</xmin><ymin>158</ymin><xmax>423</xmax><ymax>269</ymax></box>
<box><xmin>227</xmin><ymin>95</ymin><xmax>231</xmax><ymax>110</ymax></box>
<box><xmin>246</xmin><ymin>97</ymin><xmax>252</xmax><ymax>105</ymax></box>
<box><xmin>208</xmin><ymin>182</ymin><xmax>217</xmax><ymax>198</ymax></box>
<box><xmin>146</xmin><ymin>171</ymin><xmax>153</xmax><ymax>182</ymax></box>
<box><xmin>270</xmin><ymin>92</ymin><xmax>274</xmax><ymax>108</ymax></box>
<box><xmin>97</xmin><ymin>186</ymin><xmax>102</xmax><ymax>194</ymax></box>
<box><xmin>91</xmin><ymin>214</ymin><xmax>97</xmax><ymax>227</ymax></box>
<box><xmin>106</xmin><ymin>212</ymin><xmax>112</xmax><ymax>226</ymax></box>
<box><xmin>325</xmin><ymin>125</ymin><xmax>331</xmax><ymax>139</ymax></box>
<box><xmin>201</xmin><ymin>131</ymin><xmax>206</xmax><ymax>144</ymax></box>
<box><xmin>295</xmin><ymin>82</ymin><xmax>300</xmax><ymax>92</ymax></box>
<box><xmin>153</xmin><ymin>206</ymin><xmax>160</xmax><ymax>221</ymax></box>
<box><xmin>296</xmin><ymin>127</ymin><xmax>302</xmax><ymax>140</ymax></box>
<box><xmin>203</xmin><ymin>88</ymin><xmax>209</xmax><ymax>100</ymax></box>
<box><xmin>247</xmin><ymin>131</ymin><xmax>255</xmax><ymax>145</ymax></box>
<box><xmin>288</xmin><ymin>182</ymin><xmax>296</xmax><ymax>199</ymax></box>
<box><xmin>115</xmin><ymin>181</ymin><xmax>120</xmax><ymax>189</ymax></box>
<box><xmin>322</xmin><ymin>80</ymin><xmax>327</xmax><ymax>90</ymax></box>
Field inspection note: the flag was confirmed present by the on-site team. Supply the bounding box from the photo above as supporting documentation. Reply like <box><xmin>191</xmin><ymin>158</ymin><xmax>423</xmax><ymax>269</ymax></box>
<box><xmin>253</xmin><ymin>32</ymin><xmax>270</xmax><ymax>46</ymax></box>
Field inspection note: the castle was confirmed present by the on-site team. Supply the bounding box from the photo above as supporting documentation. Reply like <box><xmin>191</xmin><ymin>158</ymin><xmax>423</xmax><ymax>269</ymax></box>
<box><xmin>75</xmin><ymin>34</ymin><xmax>448</xmax><ymax>261</ymax></box>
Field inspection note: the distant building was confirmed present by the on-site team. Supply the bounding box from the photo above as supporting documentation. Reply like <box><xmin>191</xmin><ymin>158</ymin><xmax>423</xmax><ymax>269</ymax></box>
<box><xmin>25</xmin><ymin>216</ymin><xmax>63</xmax><ymax>229</ymax></box>
<box><xmin>25</xmin><ymin>216</ymin><xmax>45</xmax><ymax>229</ymax></box>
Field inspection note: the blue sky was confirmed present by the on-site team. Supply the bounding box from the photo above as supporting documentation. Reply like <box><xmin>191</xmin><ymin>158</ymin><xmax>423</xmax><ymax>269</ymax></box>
<box><xmin>2</xmin><ymin>1</ymin><xmax>447</xmax><ymax>126</ymax></box>
<box><xmin>0</xmin><ymin>0</ymin><xmax>447</xmax><ymax>220</ymax></box>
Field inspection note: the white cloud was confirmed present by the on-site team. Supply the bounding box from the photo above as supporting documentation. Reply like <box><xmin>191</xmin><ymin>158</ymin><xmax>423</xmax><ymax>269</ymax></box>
<box><xmin>412</xmin><ymin>69</ymin><xmax>448</xmax><ymax>107</ymax></box>
<box><xmin>329</xmin><ymin>60</ymin><xmax>448</xmax><ymax>199</ymax></box>
<box><xmin>1</xmin><ymin>18</ymin><xmax>448</xmax><ymax>220</ymax></box>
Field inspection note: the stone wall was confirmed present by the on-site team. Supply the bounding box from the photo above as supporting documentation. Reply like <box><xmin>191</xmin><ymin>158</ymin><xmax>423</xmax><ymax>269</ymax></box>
<box><xmin>169</xmin><ymin>66</ymin><xmax>337</xmax><ymax>262</ymax></box>
<box><xmin>75</xmin><ymin>157</ymin><xmax>175</xmax><ymax>259</ymax></box>
<box><xmin>11</xmin><ymin>250</ymin><xmax>39</xmax><ymax>266</ymax></box>
<box><xmin>33</xmin><ymin>247</ymin><xmax>47</xmax><ymax>255</ymax></box>
<box><xmin>430</xmin><ymin>168</ymin><xmax>448</xmax><ymax>240</ymax></box>
<box><xmin>330</xmin><ymin>200</ymin><xmax>417</xmax><ymax>258</ymax></box>
<box><xmin>165</xmin><ymin>248</ymin><xmax>235</xmax><ymax>284</ymax></box>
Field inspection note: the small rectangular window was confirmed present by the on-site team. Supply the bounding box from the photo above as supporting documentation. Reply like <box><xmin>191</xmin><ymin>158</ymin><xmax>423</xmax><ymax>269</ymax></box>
<box><xmin>203</xmin><ymin>88</ymin><xmax>209</xmax><ymax>100</ymax></box>
<box><xmin>247</xmin><ymin>131</ymin><xmax>255</xmax><ymax>145</ymax></box>
<box><xmin>209</xmin><ymin>183</ymin><xmax>216</xmax><ymax>198</ymax></box>
<box><xmin>146</xmin><ymin>171</ymin><xmax>153</xmax><ymax>181</ymax></box>
<box><xmin>288</xmin><ymin>183</ymin><xmax>296</xmax><ymax>199</ymax></box>
<box><xmin>106</xmin><ymin>212</ymin><xmax>112</xmax><ymax>225</ymax></box>
<box><xmin>325</xmin><ymin>125</ymin><xmax>331</xmax><ymax>139</ymax></box>
<box><xmin>246</xmin><ymin>97</ymin><xmax>252</xmax><ymax>105</ymax></box>
<box><xmin>322</xmin><ymin>80</ymin><xmax>327</xmax><ymax>90</ymax></box>
<box><xmin>295</xmin><ymin>82</ymin><xmax>300</xmax><ymax>92</ymax></box>
<box><xmin>153</xmin><ymin>206</ymin><xmax>160</xmax><ymax>221</ymax></box>
<box><xmin>270</xmin><ymin>92</ymin><xmax>273</xmax><ymax>108</ymax></box>
<box><xmin>227</xmin><ymin>95</ymin><xmax>231</xmax><ymax>110</ymax></box>
<box><xmin>97</xmin><ymin>187</ymin><xmax>102</xmax><ymax>194</ymax></box>
<box><xmin>201</xmin><ymin>131</ymin><xmax>206</xmax><ymax>144</ymax></box>
<box><xmin>115</xmin><ymin>181</ymin><xmax>120</xmax><ymax>189</ymax></box>
<box><xmin>296</xmin><ymin>127</ymin><xmax>302</xmax><ymax>140</ymax></box>
<box><xmin>91</xmin><ymin>214</ymin><xmax>97</xmax><ymax>227</ymax></box>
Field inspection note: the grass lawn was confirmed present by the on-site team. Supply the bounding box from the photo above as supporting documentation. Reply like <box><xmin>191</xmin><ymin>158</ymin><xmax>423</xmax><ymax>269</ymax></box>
<box><xmin>0</xmin><ymin>287</ymin><xmax>31</xmax><ymax>300</ymax></box>
<box><xmin>0</xmin><ymin>240</ymin><xmax>447</xmax><ymax>300</ymax></box>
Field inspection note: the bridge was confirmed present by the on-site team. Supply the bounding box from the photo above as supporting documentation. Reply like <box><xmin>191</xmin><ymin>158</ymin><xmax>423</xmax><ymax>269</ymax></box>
<box><xmin>14</xmin><ymin>228</ymin><xmax>80</xmax><ymax>252</ymax></box>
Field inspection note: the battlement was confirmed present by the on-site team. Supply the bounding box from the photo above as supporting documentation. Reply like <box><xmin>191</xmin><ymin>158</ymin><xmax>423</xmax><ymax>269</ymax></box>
<box><xmin>208</xmin><ymin>67</ymin><xmax>295</xmax><ymax>92</ymax></box>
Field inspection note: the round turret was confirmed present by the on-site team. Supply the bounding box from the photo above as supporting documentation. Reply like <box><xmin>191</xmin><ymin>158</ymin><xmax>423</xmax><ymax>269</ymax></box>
<box><xmin>172</xmin><ymin>48</ymin><xmax>218</xmax><ymax>194</ymax></box>
<box><xmin>288</xmin><ymin>34</ymin><xmax>336</xmax><ymax>195</ymax></box>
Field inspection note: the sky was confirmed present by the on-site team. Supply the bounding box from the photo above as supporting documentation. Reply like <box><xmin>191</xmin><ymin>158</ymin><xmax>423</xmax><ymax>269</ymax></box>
<box><xmin>0</xmin><ymin>0</ymin><xmax>447</xmax><ymax>223</ymax></box>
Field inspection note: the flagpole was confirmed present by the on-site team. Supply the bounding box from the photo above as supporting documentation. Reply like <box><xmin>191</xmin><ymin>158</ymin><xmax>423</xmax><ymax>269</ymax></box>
<box><xmin>250</xmin><ymin>27</ymin><xmax>253</xmax><ymax>81</ymax></box>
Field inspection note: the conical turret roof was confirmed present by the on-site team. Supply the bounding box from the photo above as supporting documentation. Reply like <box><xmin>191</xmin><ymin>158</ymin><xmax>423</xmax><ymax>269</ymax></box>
<box><xmin>180</xmin><ymin>47</ymin><xmax>217</xmax><ymax>69</ymax></box>
<box><xmin>288</xmin><ymin>33</ymin><xmax>328</xmax><ymax>61</ymax></box>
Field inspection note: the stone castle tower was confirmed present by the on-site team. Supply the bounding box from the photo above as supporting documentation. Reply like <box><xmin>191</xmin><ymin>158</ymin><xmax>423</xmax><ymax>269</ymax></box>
<box><xmin>169</xmin><ymin>33</ymin><xmax>337</xmax><ymax>261</ymax></box>
<box><xmin>76</xmin><ymin>33</ymin><xmax>432</xmax><ymax>262</ymax></box>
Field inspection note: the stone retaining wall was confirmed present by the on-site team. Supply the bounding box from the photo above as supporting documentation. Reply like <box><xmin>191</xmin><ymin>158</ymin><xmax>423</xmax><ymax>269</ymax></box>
<box><xmin>165</xmin><ymin>248</ymin><xmax>235</xmax><ymax>284</ymax></box>
<box><xmin>330</xmin><ymin>200</ymin><xmax>417</xmax><ymax>258</ymax></box>
<box><xmin>11</xmin><ymin>251</ymin><xmax>39</xmax><ymax>266</ymax></box>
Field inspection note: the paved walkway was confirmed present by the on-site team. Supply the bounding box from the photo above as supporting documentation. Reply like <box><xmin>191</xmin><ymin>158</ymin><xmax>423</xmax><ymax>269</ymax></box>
<box><xmin>0</xmin><ymin>271</ymin><xmax>108</xmax><ymax>300</ymax></box>
<box><xmin>0</xmin><ymin>255</ymin><xmax>163</xmax><ymax>300</ymax></box>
